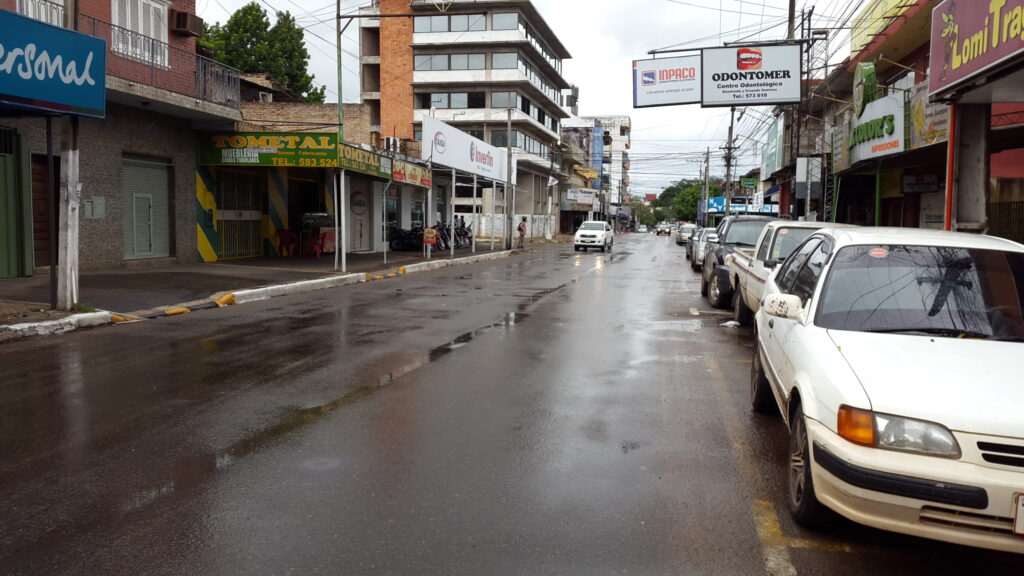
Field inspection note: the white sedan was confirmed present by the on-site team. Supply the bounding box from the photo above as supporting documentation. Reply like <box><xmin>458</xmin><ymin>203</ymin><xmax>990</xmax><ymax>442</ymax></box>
<box><xmin>573</xmin><ymin>221</ymin><xmax>614</xmax><ymax>252</ymax></box>
<box><xmin>751</xmin><ymin>226</ymin><xmax>1024</xmax><ymax>554</ymax></box>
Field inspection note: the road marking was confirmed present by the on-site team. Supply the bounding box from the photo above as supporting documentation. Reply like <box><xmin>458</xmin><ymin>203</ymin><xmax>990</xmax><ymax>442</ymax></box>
<box><xmin>705</xmin><ymin>357</ymin><xmax>855</xmax><ymax>575</ymax></box>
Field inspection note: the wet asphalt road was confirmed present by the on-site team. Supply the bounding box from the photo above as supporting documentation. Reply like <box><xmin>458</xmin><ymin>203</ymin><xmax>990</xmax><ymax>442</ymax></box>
<box><xmin>2</xmin><ymin>234</ymin><xmax>1023</xmax><ymax>575</ymax></box>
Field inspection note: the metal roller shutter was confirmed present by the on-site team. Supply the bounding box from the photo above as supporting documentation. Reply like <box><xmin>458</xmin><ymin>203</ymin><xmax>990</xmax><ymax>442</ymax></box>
<box><xmin>122</xmin><ymin>158</ymin><xmax>170</xmax><ymax>259</ymax></box>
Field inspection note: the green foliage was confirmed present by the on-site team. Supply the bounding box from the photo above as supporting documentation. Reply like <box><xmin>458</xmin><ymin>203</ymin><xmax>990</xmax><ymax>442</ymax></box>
<box><xmin>201</xmin><ymin>2</ymin><xmax>326</xmax><ymax>103</ymax></box>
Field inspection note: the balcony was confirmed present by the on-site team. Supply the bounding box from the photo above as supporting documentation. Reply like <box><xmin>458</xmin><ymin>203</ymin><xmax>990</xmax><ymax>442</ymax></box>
<box><xmin>16</xmin><ymin>0</ymin><xmax>63</xmax><ymax>26</ymax></box>
<box><xmin>77</xmin><ymin>13</ymin><xmax>240</xmax><ymax>116</ymax></box>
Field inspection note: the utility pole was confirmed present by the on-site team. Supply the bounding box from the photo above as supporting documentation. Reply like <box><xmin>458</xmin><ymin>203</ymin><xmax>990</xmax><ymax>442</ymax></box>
<box><xmin>506</xmin><ymin>107</ymin><xmax>513</xmax><ymax>249</ymax></box>
<box><xmin>787</xmin><ymin>0</ymin><xmax>797</xmax><ymax>40</ymax></box>
<box><xmin>702</xmin><ymin>147</ymin><xmax>710</xmax><ymax>227</ymax></box>
<box><xmin>723</xmin><ymin>106</ymin><xmax>736</xmax><ymax>216</ymax></box>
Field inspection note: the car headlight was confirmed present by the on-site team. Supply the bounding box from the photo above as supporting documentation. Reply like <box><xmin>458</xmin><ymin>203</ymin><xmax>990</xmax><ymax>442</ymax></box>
<box><xmin>837</xmin><ymin>405</ymin><xmax>961</xmax><ymax>458</ymax></box>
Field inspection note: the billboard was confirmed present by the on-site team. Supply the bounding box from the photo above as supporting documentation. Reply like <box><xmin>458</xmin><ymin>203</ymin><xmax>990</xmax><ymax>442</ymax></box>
<box><xmin>421</xmin><ymin>116</ymin><xmax>511</xmax><ymax>183</ymax></box>
<box><xmin>760</xmin><ymin>115</ymin><xmax>784</xmax><ymax>177</ymax></box>
<box><xmin>929</xmin><ymin>0</ymin><xmax>1024</xmax><ymax>99</ymax></box>
<box><xmin>0</xmin><ymin>11</ymin><xmax>106</xmax><ymax>118</ymax></box>
<box><xmin>563</xmin><ymin>125</ymin><xmax>604</xmax><ymax>189</ymax></box>
<box><xmin>701</xmin><ymin>45</ymin><xmax>801</xmax><ymax>107</ymax></box>
<box><xmin>848</xmin><ymin>63</ymin><xmax>905</xmax><ymax>164</ymax></box>
<box><xmin>632</xmin><ymin>55</ymin><xmax>701</xmax><ymax>107</ymax></box>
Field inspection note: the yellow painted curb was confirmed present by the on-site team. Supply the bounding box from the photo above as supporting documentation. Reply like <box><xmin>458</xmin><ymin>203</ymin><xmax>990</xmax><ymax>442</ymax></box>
<box><xmin>111</xmin><ymin>314</ymin><xmax>140</xmax><ymax>323</ymax></box>
<box><xmin>215</xmin><ymin>294</ymin><xmax>236</xmax><ymax>306</ymax></box>
<box><xmin>164</xmin><ymin>307</ymin><xmax>191</xmax><ymax>316</ymax></box>
<box><xmin>398</xmin><ymin>267</ymin><xmax>407</xmax><ymax>275</ymax></box>
<box><xmin>365</xmin><ymin>273</ymin><xmax>373</xmax><ymax>282</ymax></box>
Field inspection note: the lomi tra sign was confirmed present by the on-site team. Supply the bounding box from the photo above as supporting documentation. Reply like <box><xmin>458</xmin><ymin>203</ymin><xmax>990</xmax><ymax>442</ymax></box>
<box><xmin>930</xmin><ymin>0</ymin><xmax>1024</xmax><ymax>98</ymax></box>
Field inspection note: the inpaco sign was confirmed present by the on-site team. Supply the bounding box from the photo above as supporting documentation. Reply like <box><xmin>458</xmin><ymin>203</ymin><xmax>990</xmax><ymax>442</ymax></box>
<box><xmin>632</xmin><ymin>55</ymin><xmax>701</xmax><ymax>107</ymax></box>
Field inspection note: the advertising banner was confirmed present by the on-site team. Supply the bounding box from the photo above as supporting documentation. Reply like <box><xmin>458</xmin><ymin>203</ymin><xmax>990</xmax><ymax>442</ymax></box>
<box><xmin>421</xmin><ymin>116</ymin><xmax>510</xmax><ymax>183</ymax></box>
<box><xmin>200</xmin><ymin>133</ymin><xmax>340</xmax><ymax>168</ymax></box>
<box><xmin>848</xmin><ymin>94</ymin><xmax>905</xmax><ymax>164</ymax></box>
<box><xmin>929</xmin><ymin>0</ymin><xmax>1024</xmax><ymax>98</ymax></box>
<box><xmin>632</xmin><ymin>55</ymin><xmax>701</xmax><ymax>107</ymax></box>
<box><xmin>567</xmin><ymin>189</ymin><xmax>597</xmax><ymax>206</ymax></box>
<box><xmin>909</xmin><ymin>82</ymin><xmax>949</xmax><ymax>149</ymax></box>
<box><xmin>339</xmin><ymin>142</ymin><xmax>390</xmax><ymax>178</ymax></box>
<box><xmin>760</xmin><ymin>115</ymin><xmax>784</xmax><ymax>177</ymax></box>
<box><xmin>701</xmin><ymin>45</ymin><xmax>801</xmax><ymax>107</ymax></box>
<box><xmin>0</xmin><ymin>11</ymin><xmax>106</xmax><ymax>118</ymax></box>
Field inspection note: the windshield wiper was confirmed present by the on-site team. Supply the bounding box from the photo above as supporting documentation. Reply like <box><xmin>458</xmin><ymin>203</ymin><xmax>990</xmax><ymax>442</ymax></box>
<box><xmin>863</xmin><ymin>327</ymin><xmax>990</xmax><ymax>339</ymax></box>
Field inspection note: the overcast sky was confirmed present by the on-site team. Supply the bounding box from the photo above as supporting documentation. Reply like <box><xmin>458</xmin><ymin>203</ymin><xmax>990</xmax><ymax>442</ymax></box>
<box><xmin>197</xmin><ymin>0</ymin><xmax>859</xmax><ymax>196</ymax></box>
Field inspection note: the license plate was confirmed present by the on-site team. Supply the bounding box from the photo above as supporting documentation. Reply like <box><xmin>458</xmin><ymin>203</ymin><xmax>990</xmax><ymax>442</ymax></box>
<box><xmin>1016</xmin><ymin>494</ymin><xmax>1024</xmax><ymax>536</ymax></box>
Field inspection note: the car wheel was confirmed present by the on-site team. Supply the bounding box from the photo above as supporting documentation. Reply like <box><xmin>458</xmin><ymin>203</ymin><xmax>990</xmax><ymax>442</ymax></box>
<box><xmin>708</xmin><ymin>272</ymin><xmax>731</xmax><ymax>309</ymax></box>
<box><xmin>700</xmin><ymin>271</ymin><xmax>709</xmax><ymax>296</ymax></box>
<box><xmin>691</xmin><ymin>260</ymin><xmax>700</xmax><ymax>272</ymax></box>
<box><xmin>607</xmin><ymin>241</ymin><xmax>612</xmax><ymax>252</ymax></box>
<box><xmin>788</xmin><ymin>404</ymin><xmax>832</xmax><ymax>528</ymax></box>
<box><xmin>574</xmin><ymin>245</ymin><xmax>580</xmax><ymax>252</ymax></box>
<box><xmin>750</xmin><ymin>345</ymin><xmax>777</xmax><ymax>414</ymax></box>
<box><xmin>734</xmin><ymin>288</ymin><xmax>753</xmax><ymax>326</ymax></box>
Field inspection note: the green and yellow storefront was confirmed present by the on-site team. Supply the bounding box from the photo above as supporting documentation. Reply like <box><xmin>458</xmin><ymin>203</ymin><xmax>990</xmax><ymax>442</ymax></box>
<box><xmin>195</xmin><ymin>133</ymin><xmax>431</xmax><ymax>261</ymax></box>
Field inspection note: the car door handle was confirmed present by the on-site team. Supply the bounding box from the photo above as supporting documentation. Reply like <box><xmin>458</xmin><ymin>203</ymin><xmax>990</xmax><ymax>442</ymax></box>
<box><xmin>768</xmin><ymin>319</ymin><xmax>774</xmax><ymax>329</ymax></box>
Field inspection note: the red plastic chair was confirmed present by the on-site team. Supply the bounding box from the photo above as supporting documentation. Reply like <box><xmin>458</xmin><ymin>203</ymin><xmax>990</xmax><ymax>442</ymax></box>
<box><xmin>302</xmin><ymin>232</ymin><xmax>326</xmax><ymax>259</ymax></box>
<box><xmin>277</xmin><ymin>230</ymin><xmax>299</xmax><ymax>257</ymax></box>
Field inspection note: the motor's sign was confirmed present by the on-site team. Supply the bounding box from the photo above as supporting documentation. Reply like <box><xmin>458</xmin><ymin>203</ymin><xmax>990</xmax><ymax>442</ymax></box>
<box><xmin>632</xmin><ymin>55</ymin><xmax>701</xmax><ymax>107</ymax></box>
<box><xmin>701</xmin><ymin>44</ymin><xmax>801</xmax><ymax>107</ymax></box>
<box><xmin>930</xmin><ymin>0</ymin><xmax>1024</xmax><ymax>99</ymax></box>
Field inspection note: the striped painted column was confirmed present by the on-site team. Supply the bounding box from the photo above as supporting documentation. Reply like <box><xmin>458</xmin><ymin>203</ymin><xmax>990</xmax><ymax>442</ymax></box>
<box><xmin>195</xmin><ymin>167</ymin><xmax>219</xmax><ymax>263</ymax></box>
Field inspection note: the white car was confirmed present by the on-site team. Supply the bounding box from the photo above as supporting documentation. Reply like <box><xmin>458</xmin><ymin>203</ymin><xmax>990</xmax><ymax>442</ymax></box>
<box><xmin>573</xmin><ymin>221</ymin><xmax>614</xmax><ymax>252</ymax></box>
<box><xmin>751</xmin><ymin>226</ymin><xmax>1024</xmax><ymax>554</ymax></box>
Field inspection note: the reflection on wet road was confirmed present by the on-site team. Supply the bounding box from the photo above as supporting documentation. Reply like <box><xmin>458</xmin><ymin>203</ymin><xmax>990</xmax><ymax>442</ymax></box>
<box><xmin>1</xmin><ymin>235</ymin><xmax>1021</xmax><ymax>574</ymax></box>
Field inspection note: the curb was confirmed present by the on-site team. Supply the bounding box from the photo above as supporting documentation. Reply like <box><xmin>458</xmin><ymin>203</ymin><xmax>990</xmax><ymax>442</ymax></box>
<box><xmin>1</xmin><ymin>250</ymin><xmax>523</xmax><ymax>343</ymax></box>
<box><xmin>0</xmin><ymin>312</ymin><xmax>113</xmax><ymax>344</ymax></box>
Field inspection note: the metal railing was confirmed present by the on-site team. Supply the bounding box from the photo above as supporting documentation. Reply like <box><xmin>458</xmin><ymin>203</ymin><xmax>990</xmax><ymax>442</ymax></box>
<box><xmin>16</xmin><ymin>0</ymin><xmax>63</xmax><ymax>26</ymax></box>
<box><xmin>77</xmin><ymin>13</ymin><xmax>240</xmax><ymax>109</ymax></box>
<box><xmin>988</xmin><ymin>202</ymin><xmax>1024</xmax><ymax>244</ymax></box>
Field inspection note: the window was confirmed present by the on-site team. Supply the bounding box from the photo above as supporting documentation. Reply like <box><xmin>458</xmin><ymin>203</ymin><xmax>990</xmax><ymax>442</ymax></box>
<box><xmin>415</xmin><ymin>92</ymin><xmax>485</xmax><ymax>109</ymax></box>
<box><xmin>492</xmin><ymin>12</ymin><xmax>519</xmax><ymax>30</ymax></box>
<box><xmin>492</xmin><ymin>91</ymin><xmax>515</xmax><ymax>108</ymax></box>
<box><xmin>112</xmin><ymin>0</ymin><xmax>169</xmax><ymax>66</ymax></box>
<box><xmin>431</xmin><ymin>93</ymin><xmax>449</xmax><ymax>109</ymax></box>
<box><xmin>450</xmin><ymin>54</ymin><xmax>485</xmax><ymax>70</ymax></box>
<box><xmin>775</xmin><ymin>238</ymin><xmax>820</xmax><ymax>296</ymax></box>
<box><xmin>791</xmin><ymin>240</ymin><xmax>831</xmax><ymax>306</ymax></box>
<box><xmin>450</xmin><ymin>14</ymin><xmax>485</xmax><ymax>31</ymax></box>
<box><xmin>492</xmin><ymin>52</ymin><xmax>518</xmax><ymax>69</ymax></box>
<box><xmin>18</xmin><ymin>0</ymin><xmax>64</xmax><ymax>26</ymax></box>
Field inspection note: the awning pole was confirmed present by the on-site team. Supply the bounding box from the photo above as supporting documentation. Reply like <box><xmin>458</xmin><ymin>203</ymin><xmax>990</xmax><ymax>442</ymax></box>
<box><xmin>472</xmin><ymin>174</ymin><xmax>477</xmax><ymax>253</ymax></box>
<box><xmin>450</xmin><ymin>167</ymin><xmax>456</xmax><ymax>258</ymax></box>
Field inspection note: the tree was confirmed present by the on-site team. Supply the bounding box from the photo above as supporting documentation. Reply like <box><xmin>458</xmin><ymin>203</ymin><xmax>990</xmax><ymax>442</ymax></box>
<box><xmin>200</xmin><ymin>2</ymin><xmax>326</xmax><ymax>103</ymax></box>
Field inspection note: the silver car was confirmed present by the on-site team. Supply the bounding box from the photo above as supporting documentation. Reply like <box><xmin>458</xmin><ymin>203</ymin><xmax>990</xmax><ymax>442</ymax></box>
<box><xmin>690</xmin><ymin>228</ymin><xmax>715</xmax><ymax>272</ymax></box>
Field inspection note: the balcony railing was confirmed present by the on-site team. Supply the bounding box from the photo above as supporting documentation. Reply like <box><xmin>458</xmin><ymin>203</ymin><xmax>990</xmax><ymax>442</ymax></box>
<box><xmin>16</xmin><ymin>0</ymin><xmax>63</xmax><ymax>26</ymax></box>
<box><xmin>78</xmin><ymin>13</ymin><xmax>240</xmax><ymax>110</ymax></box>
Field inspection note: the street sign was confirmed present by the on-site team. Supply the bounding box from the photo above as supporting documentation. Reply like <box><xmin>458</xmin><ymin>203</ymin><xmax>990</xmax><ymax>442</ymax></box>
<box><xmin>423</xmin><ymin>228</ymin><xmax>437</xmax><ymax>245</ymax></box>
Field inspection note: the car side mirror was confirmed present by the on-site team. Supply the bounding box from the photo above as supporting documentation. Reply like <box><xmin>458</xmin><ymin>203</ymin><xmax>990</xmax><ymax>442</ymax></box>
<box><xmin>763</xmin><ymin>293</ymin><xmax>804</xmax><ymax>320</ymax></box>
<box><xmin>707</xmin><ymin>234</ymin><xmax>718</xmax><ymax>243</ymax></box>
<box><xmin>764</xmin><ymin>259</ymin><xmax>779</xmax><ymax>269</ymax></box>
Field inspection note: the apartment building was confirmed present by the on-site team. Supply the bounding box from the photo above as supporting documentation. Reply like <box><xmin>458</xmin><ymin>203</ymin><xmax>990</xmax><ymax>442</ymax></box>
<box><xmin>358</xmin><ymin>0</ymin><xmax>572</xmax><ymax>232</ymax></box>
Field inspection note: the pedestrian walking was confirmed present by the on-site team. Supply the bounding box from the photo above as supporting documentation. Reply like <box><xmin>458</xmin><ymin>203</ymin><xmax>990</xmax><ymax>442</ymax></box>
<box><xmin>516</xmin><ymin>217</ymin><xmax>527</xmax><ymax>249</ymax></box>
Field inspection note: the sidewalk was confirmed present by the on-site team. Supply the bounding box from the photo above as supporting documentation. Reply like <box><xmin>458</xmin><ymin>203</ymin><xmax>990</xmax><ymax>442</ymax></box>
<box><xmin>0</xmin><ymin>237</ymin><xmax>566</xmax><ymax>342</ymax></box>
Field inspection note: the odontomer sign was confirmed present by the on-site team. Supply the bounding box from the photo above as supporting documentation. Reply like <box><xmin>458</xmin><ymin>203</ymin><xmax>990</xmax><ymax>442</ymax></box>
<box><xmin>701</xmin><ymin>44</ymin><xmax>801</xmax><ymax>107</ymax></box>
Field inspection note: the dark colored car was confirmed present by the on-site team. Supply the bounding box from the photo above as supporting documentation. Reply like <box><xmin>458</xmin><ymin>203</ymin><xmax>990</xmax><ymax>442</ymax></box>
<box><xmin>700</xmin><ymin>215</ymin><xmax>777</xmax><ymax>308</ymax></box>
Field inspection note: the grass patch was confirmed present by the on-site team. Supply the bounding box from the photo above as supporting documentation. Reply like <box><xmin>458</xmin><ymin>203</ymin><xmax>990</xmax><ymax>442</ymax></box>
<box><xmin>75</xmin><ymin>303</ymin><xmax>97</xmax><ymax>313</ymax></box>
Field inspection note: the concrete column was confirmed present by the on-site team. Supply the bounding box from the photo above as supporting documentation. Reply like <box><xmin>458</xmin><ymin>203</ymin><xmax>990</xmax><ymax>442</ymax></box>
<box><xmin>954</xmin><ymin>104</ymin><xmax>990</xmax><ymax>232</ymax></box>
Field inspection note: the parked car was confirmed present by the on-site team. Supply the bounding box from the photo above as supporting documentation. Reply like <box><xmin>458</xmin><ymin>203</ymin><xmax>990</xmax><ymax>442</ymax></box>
<box><xmin>636</xmin><ymin>225</ymin><xmax>649</xmax><ymax>233</ymax></box>
<box><xmin>701</xmin><ymin>215</ymin><xmax>777</xmax><ymax>308</ymax></box>
<box><xmin>573</xmin><ymin>220</ymin><xmax>614</xmax><ymax>252</ymax></box>
<box><xmin>675</xmin><ymin>223</ymin><xmax>698</xmax><ymax>247</ymax></box>
<box><xmin>689</xmin><ymin>228</ymin><xmax>715</xmax><ymax>271</ymax></box>
<box><xmin>726</xmin><ymin>221</ymin><xmax>854</xmax><ymax>325</ymax></box>
<box><xmin>655</xmin><ymin>223</ymin><xmax>673</xmax><ymax>236</ymax></box>
<box><xmin>751</xmin><ymin>226</ymin><xmax>1024</xmax><ymax>554</ymax></box>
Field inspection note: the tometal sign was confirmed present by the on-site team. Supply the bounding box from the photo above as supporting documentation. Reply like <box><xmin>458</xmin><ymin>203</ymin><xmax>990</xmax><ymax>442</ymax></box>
<box><xmin>701</xmin><ymin>44</ymin><xmax>802</xmax><ymax>107</ymax></box>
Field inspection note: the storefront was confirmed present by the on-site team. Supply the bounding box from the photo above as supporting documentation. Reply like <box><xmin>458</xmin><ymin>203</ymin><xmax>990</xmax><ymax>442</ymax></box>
<box><xmin>197</xmin><ymin>135</ymin><xmax>431</xmax><ymax>261</ymax></box>
<box><xmin>928</xmin><ymin>0</ymin><xmax>1024</xmax><ymax>240</ymax></box>
<box><xmin>832</xmin><ymin>63</ymin><xmax>951</xmax><ymax>228</ymax></box>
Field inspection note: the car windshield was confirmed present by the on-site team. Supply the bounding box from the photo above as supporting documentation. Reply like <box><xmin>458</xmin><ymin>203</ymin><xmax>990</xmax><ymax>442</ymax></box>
<box><xmin>770</xmin><ymin>227</ymin><xmax>816</xmax><ymax>260</ymax></box>
<box><xmin>817</xmin><ymin>245</ymin><xmax>1024</xmax><ymax>340</ymax></box>
<box><xmin>579</xmin><ymin>223</ymin><xmax>604</xmax><ymax>231</ymax></box>
<box><xmin>723</xmin><ymin>220</ymin><xmax>770</xmax><ymax>247</ymax></box>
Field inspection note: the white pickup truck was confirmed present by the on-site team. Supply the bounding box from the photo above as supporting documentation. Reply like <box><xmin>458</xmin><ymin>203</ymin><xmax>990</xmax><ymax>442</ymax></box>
<box><xmin>726</xmin><ymin>221</ymin><xmax>849</xmax><ymax>325</ymax></box>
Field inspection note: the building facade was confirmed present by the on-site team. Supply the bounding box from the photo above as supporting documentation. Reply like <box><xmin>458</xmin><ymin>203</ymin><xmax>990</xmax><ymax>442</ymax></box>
<box><xmin>0</xmin><ymin>0</ymin><xmax>240</xmax><ymax>279</ymax></box>
<box><xmin>358</xmin><ymin>0</ymin><xmax>573</xmax><ymax>237</ymax></box>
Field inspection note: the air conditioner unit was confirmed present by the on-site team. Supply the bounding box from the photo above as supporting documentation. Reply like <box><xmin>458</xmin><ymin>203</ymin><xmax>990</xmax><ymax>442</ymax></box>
<box><xmin>171</xmin><ymin>11</ymin><xmax>204</xmax><ymax>37</ymax></box>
